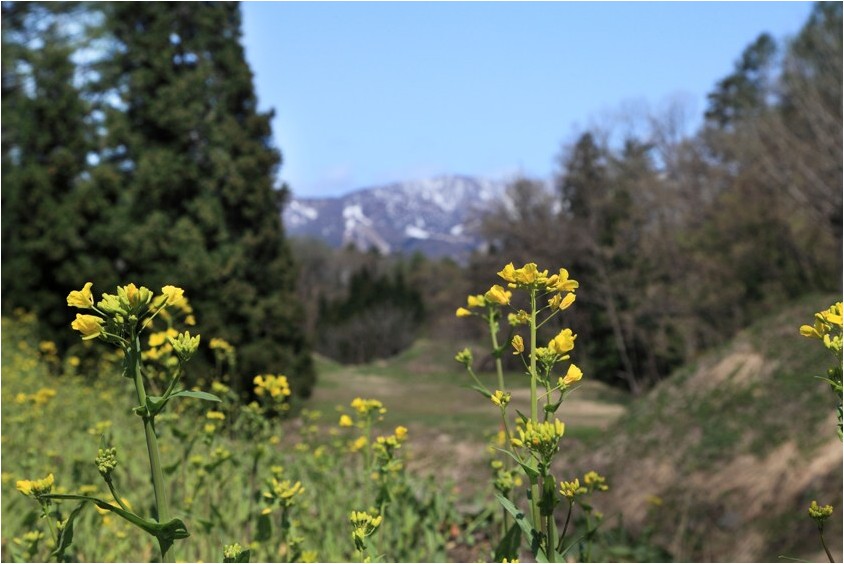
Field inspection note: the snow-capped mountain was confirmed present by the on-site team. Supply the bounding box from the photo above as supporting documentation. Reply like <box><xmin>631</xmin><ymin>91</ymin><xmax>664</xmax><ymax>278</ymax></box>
<box><xmin>283</xmin><ymin>175</ymin><xmax>508</xmax><ymax>259</ymax></box>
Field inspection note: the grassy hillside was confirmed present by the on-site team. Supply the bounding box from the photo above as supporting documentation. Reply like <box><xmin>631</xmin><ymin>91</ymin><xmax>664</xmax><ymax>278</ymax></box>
<box><xmin>560</xmin><ymin>294</ymin><xmax>843</xmax><ymax>562</ymax></box>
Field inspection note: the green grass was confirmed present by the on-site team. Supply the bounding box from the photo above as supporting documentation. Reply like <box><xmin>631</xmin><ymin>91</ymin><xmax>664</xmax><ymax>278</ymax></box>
<box><xmin>308</xmin><ymin>338</ymin><xmax>630</xmax><ymax>443</ymax></box>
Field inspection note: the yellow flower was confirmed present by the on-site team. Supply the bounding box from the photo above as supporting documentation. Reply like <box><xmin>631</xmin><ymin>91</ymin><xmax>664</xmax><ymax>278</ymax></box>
<box><xmin>67</xmin><ymin>282</ymin><xmax>94</xmax><ymax>309</ymax></box>
<box><xmin>254</xmin><ymin>374</ymin><xmax>292</xmax><ymax>399</ymax></box>
<box><xmin>456</xmin><ymin>307</ymin><xmax>472</xmax><ymax>318</ymax></box>
<box><xmin>583</xmin><ymin>470</ymin><xmax>609</xmax><ymax>491</ymax></box>
<box><xmin>559</xmin><ymin>364</ymin><xmax>583</xmax><ymax>387</ymax></box>
<box><xmin>559</xmin><ymin>478</ymin><xmax>586</xmax><ymax>499</ymax></box>
<box><xmin>808</xmin><ymin>500</ymin><xmax>834</xmax><ymax>522</ymax></box>
<box><xmin>161</xmin><ymin>285</ymin><xmax>185</xmax><ymax>306</ymax></box>
<box><xmin>119</xmin><ymin>283</ymin><xmax>152</xmax><ymax>310</ymax></box>
<box><xmin>467</xmin><ymin>294</ymin><xmax>486</xmax><ymax>308</ymax></box>
<box><xmin>350</xmin><ymin>436</ymin><xmax>368</xmax><ymax>452</ymax></box>
<box><xmin>549</xmin><ymin>328</ymin><xmax>576</xmax><ymax>356</ymax></box>
<box><xmin>819</xmin><ymin>303</ymin><xmax>843</xmax><ymax>327</ymax></box>
<box><xmin>550</xmin><ymin>268</ymin><xmax>579</xmax><ymax>293</ymax></box>
<box><xmin>558</xmin><ymin>292</ymin><xmax>576</xmax><ymax>311</ymax></box>
<box><xmin>350</xmin><ymin>397</ymin><xmax>386</xmax><ymax>417</ymax></box>
<box><xmin>508</xmin><ymin>310</ymin><xmax>530</xmax><ymax>326</ymax></box>
<box><xmin>497</xmin><ymin>263</ymin><xmax>518</xmax><ymax>283</ymax></box>
<box><xmin>206</xmin><ymin>410</ymin><xmax>225</xmax><ymax>420</ymax></box>
<box><xmin>339</xmin><ymin>414</ymin><xmax>354</xmax><ymax>427</ymax></box>
<box><xmin>71</xmin><ymin>314</ymin><xmax>104</xmax><ymax>340</ymax></box>
<box><xmin>800</xmin><ymin>323</ymin><xmax>823</xmax><ymax>339</ymax></box>
<box><xmin>511</xmin><ymin>335</ymin><xmax>524</xmax><ymax>354</ymax></box>
<box><xmin>485</xmin><ymin>285</ymin><xmax>512</xmax><ymax>306</ymax></box>
<box><xmin>394</xmin><ymin>425</ymin><xmax>408</xmax><ymax>440</ymax></box>
<box><xmin>17</xmin><ymin>473</ymin><xmax>54</xmax><ymax>497</ymax></box>
<box><xmin>490</xmin><ymin>390</ymin><xmax>511</xmax><ymax>408</ymax></box>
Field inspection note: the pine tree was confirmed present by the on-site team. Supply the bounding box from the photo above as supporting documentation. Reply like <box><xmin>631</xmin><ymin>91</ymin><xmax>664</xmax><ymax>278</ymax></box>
<box><xmin>1</xmin><ymin>2</ymin><xmax>96</xmax><ymax>332</ymax></box>
<box><xmin>96</xmin><ymin>2</ymin><xmax>313</xmax><ymax>396</ymax></box>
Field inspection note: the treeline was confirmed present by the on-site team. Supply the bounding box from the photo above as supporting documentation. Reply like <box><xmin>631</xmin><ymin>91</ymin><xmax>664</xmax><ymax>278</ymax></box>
<box><xmin>1</xmin><ymin>3</ymin><xmax>314</xmax><ymax>396</ymax></box>
<box><xmin>287</xmin><ymin>3</ymin><xmax>840</xmax><ymax>392</ymax></box>
<box><xmin>472</xmin><ymin>3</ymin><xmax>842</xmax><ymax>392</ymax></box>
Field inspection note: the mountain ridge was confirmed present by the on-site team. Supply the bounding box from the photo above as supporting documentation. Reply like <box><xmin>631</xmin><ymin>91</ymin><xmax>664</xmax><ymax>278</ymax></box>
<box><xmin>282</xmin><ymin>174</ymin><xmax>509</xmax><ymax>259</ymax></box>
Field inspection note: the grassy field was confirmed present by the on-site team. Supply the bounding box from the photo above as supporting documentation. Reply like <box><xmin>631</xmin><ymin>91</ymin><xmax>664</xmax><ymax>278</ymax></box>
<box><xmin>310</xmin><ymin>338</ymin><xmax>630</xmax><ymax>439</ymax></box>
<box><xmin>2</xmin><ymin>294</ymin><xmax>840</xmax><ymax>562</ymax></box>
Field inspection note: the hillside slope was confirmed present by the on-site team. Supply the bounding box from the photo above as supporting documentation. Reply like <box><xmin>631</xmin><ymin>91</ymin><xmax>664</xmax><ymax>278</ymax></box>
<box><xmin>562</xmin><ymin>295</ymin><xmax>843</xmax><ymax>561</ymax></box>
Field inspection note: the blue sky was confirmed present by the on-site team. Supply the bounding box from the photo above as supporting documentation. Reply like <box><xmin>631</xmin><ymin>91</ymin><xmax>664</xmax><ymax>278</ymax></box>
<box><xmin>241</xmin><ymin>2</ymin><xmax>813</xmax><ymax>199</ymax></box>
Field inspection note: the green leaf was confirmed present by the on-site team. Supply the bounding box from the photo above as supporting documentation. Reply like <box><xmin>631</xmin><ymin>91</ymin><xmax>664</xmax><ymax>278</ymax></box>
<box><xmin>539</xmin><ymin>474</ymin><xmax>559</xmax><ymax>516</ymax></box>
<box><xmin>169</xmin><ymin>390</ymin><xmax>222</xmax><ymax>402</ymax></box>
<box><xmin>494</xmin><ymin>494</ymin><xmax>546</xmax><ymax>563</ymax></box>
<box><xmin>493</xmin><ymin>447</ymin><xmax>540</xmax><ymax>479</ymax></box>
<box><xmin>515</xmin><ymin>409</ymin><xmax>530</xmax><ymax>424</ymax></box>
<box><xmin>51</xmin><ymin>501</ymin><xmax>88</xmax><ymax>561</ymax></box>
<box><xmin>255</xmin><ymin>512</ymin><xmax>272</xmax><ymax>542</ymax></box>
<box><xmin>468</xmin><ymin>383</ymin><xmax>492</xmax><ymax>398</ymax></box>
<box><xmin>493</xmin><ymin>521</ymin><xmax>522</xmax><ymax>562</ymax></box>
<box><xmin>234</xmin><ymin>549</ymin><xmax>251</xmax><ymax>563</ymax></box>
<box><xmin>42</xmin><ymin>494</ymin><xmax>189</xmax><ymax>545</ymax></box>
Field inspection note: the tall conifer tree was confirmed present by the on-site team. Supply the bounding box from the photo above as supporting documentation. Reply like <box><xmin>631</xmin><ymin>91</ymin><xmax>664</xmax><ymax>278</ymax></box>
<box><xmin>97</xmin><ymin>2</ymin><xmax>313</xmax><ymax>395</ymax></box>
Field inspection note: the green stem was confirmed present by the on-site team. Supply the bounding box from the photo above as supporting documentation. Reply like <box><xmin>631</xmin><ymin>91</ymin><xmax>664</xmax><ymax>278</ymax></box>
<box><xmin>528</xmin><ymin>289</ymin><xmax>542</xmax><ymax>535</ymax></box>
<box><xmin>556</xmin><ymin>501</ymin><xmax>573</xmax><ymax>553</ymax></box>
<box><xmin>105</xmin><ymin>478</ymin><xmax>131</xmax><ymax>512</ymax></box>
<box><xmin>488</xmin><ymin>309</ymin><xmax>505</xmax><ymax>392</ymax></box>
<box><xmin>545</xmin><ymin>513</ymin><xmax>555</xmax><ymax>562</ymax></box>
<box><xmin>128</xmin><ymin>333</ymin><xmax>173</xmax><ymax>562</ymax></box>
<box><xmin>818</xmin><ymin>525</ymin><xmax>834</xmax><ymax>563</ymax></box>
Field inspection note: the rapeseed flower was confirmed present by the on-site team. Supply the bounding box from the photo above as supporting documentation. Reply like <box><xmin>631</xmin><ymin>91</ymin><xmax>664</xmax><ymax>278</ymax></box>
<box><xmin>583</xmin><ymin>470</ymin><xmax>609</xmax><ymax>492</ymax></box>
<box><xmin>71</xmin><ymin>314</ymin><xmax>104</xmax><ymax>340</ymax></box>
<box><xmin>491</xmin><ymin>390</ymin><xmax>511</xmax><ymax>408</ymax></box>
<box><xmin>559</xmin><ymin>364</ymin><xmax>583</xmax><ymax>387</ymax></box>
<box><xmin>808</xmin><ymin>500</ymin><xmax>834</xmax><ymax>523</ymax></box>
<box><xmin>511</xmin><ymin>335</ymin><xmax>524</xmax><ymax>354</ymax></box>
<box><xmin>456</xmin><ymin>307</ymin><xmax>472</xmax><ymax>318</ymax></box>
<box><xmin>17</xmin><ymin>473</ymin><xmax>54</xmax><ymax>497</ymax></box>
<box><xmin>485</xmin><ymin>285</ymin><xmax>512</xmax><ymax>306</ymax></box>
<box><xmin>549</xmin><ymin>328</ymin><xmax>576</xmax><ymax>356</ymax></box>
<box><xmin>559</xmin><ymin>478</ymin><xmax>587</xmax><ymax>499</ymax></box>
<box><xmin>66</xmin><ymin>282</ymin><xmax>94</xmax><ymax>309</ymax></box>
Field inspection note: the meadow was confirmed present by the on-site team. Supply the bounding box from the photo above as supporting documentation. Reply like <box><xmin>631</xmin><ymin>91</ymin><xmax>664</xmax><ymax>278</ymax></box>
<box><xmin>1</xmin><ymin>274</ymin><xmax>840</xmax><ymax>563</ymax></box>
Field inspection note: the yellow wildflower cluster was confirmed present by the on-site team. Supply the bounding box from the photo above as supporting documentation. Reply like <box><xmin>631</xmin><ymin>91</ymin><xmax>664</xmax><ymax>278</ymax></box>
<box><xmin>497</xmin><ymin>263</ymin><xmax>579</xmax><ymax>293</ymax></box>
<box><xmin>350</xmin><ymin>397</ymin><xmax>387</xmax><ymax>419</ymax></box>
<box><xmin>67</xmin><ymin>282</ymin><xmax>194</xmax><ymax>342</ymax></box>
<box><xmin>801</xmin><ymin>302</ymin><xmax>843</xmax><ymax>352</ymax></box>
<box><xmin>808</xmin><ymin>500</ymin><xmax>834</xmax><ymax>522</ymax></box>
<box><xmin>16</xmin><ymin>387</ymin><xmax>57</xmax><ymax>407</ymax></box>
<box><xmin>262</xmin><ymin>476</ymin><xmax>305</xmax><ymax>510</ymax></box>
<box><xmin>799</xmin><ymin>301</ymin><xmax>843</xmax><ymax>439</ymax></box>
<box><xmin>372</xmin><ymin>426</ymin><xmax>409</xmax><ymax>474</ymax></box>
<box><xmin>349</xmin><ymin>510</ymin><xmax>383</xmax><ymax>551</ymax></box>
<box><xmin>583</xmin><ymin>470</ymin><xmax>609</xmax><ymax>492</ymax></box>
<box><xmin>210</xmin><ymin>337</ymin><xmax>235</xmax><ymax>354</ymax></box>
<box><xmin>559</xmin><ymin>478</ymin><xmax>587</xmax><ymax>499</ymax></box>
<box><xmin>253</xmin><ymin>374</ymin><xmax>292</xmax><ymax>399</ymax></box>
<box><xmin>16</xmin><ymin>473</ymin><xmax>54</xmax><ymax>498</ymax></box>
<box><xmin>456</xmin><ymin>285</ymin><xmax>513</xmax><ymax>317</ymax></box>
<box><xmin>490</xmin><ymin>390</ymin><xmax>511</xmax><ymax>408</ymax></box>
<box><xmin>143</xmin><ymin>328</ymin><xmax>180</xmax><ymax>361</ymax></box>
<box><xmin>511</xmin><ymin>419</ymin><xmax>565</xmax><ymax>462</ymax></box>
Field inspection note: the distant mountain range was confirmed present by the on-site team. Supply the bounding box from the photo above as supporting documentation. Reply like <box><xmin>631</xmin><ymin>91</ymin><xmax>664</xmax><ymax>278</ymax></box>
<box><xmin>282</xmin><ymin>175</ymin><xmax>509</xmax><ymax>259</ymax></box>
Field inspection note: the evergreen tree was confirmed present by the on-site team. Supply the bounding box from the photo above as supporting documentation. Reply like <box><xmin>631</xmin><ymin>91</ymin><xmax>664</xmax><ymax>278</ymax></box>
<box><xmin>94</xmin><ymin>2</ymin><xmax>313</xmax><ymax>396</ymax></box>
<box><xmin>1</xmin><ymin>2</ymin><xmax>96</xmax><ymax>332</ymax></box>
